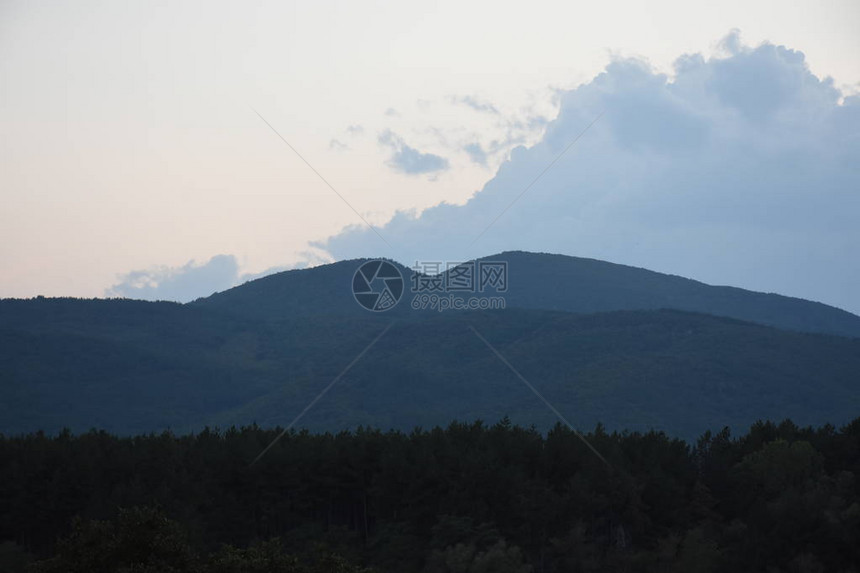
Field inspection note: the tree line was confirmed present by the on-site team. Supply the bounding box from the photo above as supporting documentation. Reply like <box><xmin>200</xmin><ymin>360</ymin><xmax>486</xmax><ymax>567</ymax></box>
<box><xmin>1</xmin><ymin>417</ymin><xmax>858</xmax><ymax>572</ymax></box>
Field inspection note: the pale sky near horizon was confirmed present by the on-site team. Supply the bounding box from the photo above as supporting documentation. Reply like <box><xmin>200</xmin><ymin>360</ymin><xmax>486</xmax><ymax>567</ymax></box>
<box><xmin>2</xmin><ymin>1</ymin><xmax>859</xmax><ymax>312</ymax></box>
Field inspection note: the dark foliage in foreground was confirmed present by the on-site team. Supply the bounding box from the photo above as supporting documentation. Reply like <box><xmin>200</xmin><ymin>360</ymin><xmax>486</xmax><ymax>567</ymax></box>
<box><xmin>1</xmin><ymin>418</ymin><xmax>859</xmax><ymax>572</ymax></box>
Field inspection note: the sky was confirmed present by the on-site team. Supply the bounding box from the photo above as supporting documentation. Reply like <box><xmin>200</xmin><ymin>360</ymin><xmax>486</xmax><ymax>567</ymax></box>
<box><xmin>1</xmin><ymin>1</ymin><xmax>859</xmax><ymax>313</ymax></box>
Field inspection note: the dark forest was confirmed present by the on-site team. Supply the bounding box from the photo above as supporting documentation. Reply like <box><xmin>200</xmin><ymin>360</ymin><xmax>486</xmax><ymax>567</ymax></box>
<box><xmin>2</xmin><ymin>417</ymin><xmax>858</xmax><ymax>572</ymax></box>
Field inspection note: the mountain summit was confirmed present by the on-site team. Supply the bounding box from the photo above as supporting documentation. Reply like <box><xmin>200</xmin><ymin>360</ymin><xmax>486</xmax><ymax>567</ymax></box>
<box><xmin>194</xmin><ymin>251</ymin><xmax>860</xmax><ymax>337</ymax></box>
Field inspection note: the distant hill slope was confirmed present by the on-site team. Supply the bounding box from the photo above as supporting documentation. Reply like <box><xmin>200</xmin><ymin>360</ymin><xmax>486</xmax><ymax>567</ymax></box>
<box><xmin>192</xmin><ymin>259</ymin><xmax>409</xmax><ymax>320</ymax></box>
<box><xmin>193</xmin><ymin>251</ymin><xmax>860</xmax><ymax>338</ymax></box>
<box><xmin>2</xmin><ymin>296</ymin><xmax>859</xmax><ymax>439</ymax></box>
<box><xmin>480</xmin><ymin>252</ymin><xmax>860</xmax><ymax>338</ymax></box>
<box><xmin>207</xmin><ymin>309</ymin><xmax>860</xmax><ymax>440</ymax></box>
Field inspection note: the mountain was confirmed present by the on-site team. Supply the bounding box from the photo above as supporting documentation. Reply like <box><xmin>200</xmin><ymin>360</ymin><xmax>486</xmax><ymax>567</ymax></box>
<box><xmin>2</xmin><ymin>290</ymin><xmax>859</xmax><ymax>439</ymax></box>
<box><xmin>201</xmin><ymin>308</ymin><xmax>860</xmax><ymax>440</ymax></box>
<box><xmin>192</xmin><ymin>259</ymin><xmax>405</xmax><ymax>320</ymax></box>
<box><xmin>473</xmin><ymin>251</ymin><xmax>860</xmax><ymax>337</ymax></box>
<box><xmin>2</xmin><ymin>251</ymin><xmax>859</xmax><ymax>438</ymax></box>
<box><xmin>193</xmin><ymin>251</ymin><xmax>860</xmax><ymax>338</ymax></box>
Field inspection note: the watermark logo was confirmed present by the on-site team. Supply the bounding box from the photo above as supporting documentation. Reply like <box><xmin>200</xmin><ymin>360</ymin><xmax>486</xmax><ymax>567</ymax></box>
<box><xmin>352</xmin><ymin>260</ymin><xmax>404</xmax><ymax>312</ymax></box>
<box><xmin>410</xmin><ymin>260</ymin><xmax>507</xmax><ymax>312</ymax></box>
<box><xmin>352</xmin><ymin>260</ymin><xmax>508</xmax><ymax>313</ymax></box>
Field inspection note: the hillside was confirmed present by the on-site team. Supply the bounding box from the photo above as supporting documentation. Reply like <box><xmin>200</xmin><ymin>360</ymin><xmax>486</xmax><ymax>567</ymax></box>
<box><xmin>204</xmin><ymin>309</ymin><xmax>860</xmax><ymax>439</ymax></box>
<box><xmin>2</xmin><ymin>295</ymin><xmax>859</xmax><ymax>439</ymax></box>
<box><xmin>193</xmin><ymin>251</ymin><xmax>860</xmax><ymax>337</ymax></box>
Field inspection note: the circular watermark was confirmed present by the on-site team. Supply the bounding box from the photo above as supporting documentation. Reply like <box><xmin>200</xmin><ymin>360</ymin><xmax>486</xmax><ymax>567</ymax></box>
<box><xmin>352</xmin><ymin>260</ymin><xmax>404</xmax><ymax>312</ymax></box>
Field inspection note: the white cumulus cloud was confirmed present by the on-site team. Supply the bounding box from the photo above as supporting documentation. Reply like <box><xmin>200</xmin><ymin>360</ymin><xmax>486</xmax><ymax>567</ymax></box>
<box><xmin>316</xmin><ymin>33</ymin><xmax>860</xmax><ymax>314</ymax></box>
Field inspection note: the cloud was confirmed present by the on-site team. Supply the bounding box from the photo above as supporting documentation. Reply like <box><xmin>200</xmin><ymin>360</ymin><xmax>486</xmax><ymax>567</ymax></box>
<box><xmin>346</xmin><ymin>124</ymin><xmax>364</xmax><ymax>135</ymax></box>
<box><xmin>238</xmin><ymin>249</ymin><xmax>332</xmax><ymax>282</ymax></box>
<box><xmin>463</xmin><ymin>142</ymin><xmax>489</xmax><ymax>165</ymax></box>
<box><xmin>315</xmin><ymin>34</ymin><xmax>860</xmax><ymax>314</ymax></box>
<box><xmin>384</xmin><ymin>107</ymin><xmax>400</xmax><ymax>117</ymax></box>
<box><xmin>444</xmin><ymin>97</ymin><xmax>549</xmax><ymax>166</ymax></box>
<box><xmin>106</xmin><ymin>249</ymin><xmax>334</xmax><ymax>303</ymax></box>
<box><xmin>329</xmin><ymin>138</ymin><xmax>349</xmax><ymax>151</ymax></box>
<box><xmin>106</xmin><ymin>255</ymin><xmax>240</xmax><ymax>302</ymax></box>
<box><xmin>451</xmin><ymin>95</ymin><xmax>501</xmax><ymax>115</ymax></box>
<box><xmin>717</xmin><ymin>28</ymin><xmax>743</xmax><ymax>56</ymax></box>
<box><xmin>378</xmin><ymin>129</ymin><xmax>450</xmax><ymax>176</ymax></box>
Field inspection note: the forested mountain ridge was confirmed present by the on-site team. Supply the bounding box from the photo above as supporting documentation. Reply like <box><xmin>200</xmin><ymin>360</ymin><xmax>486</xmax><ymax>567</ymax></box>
<box><xmin>2</xmin><ymin>298</ymin><xmax>859</xmax><ymax>439</ymax></box>
<box><xmin>193</xmin><ymin>251</ymin><xmax>860</xmax><ymax>337</ymax></box>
